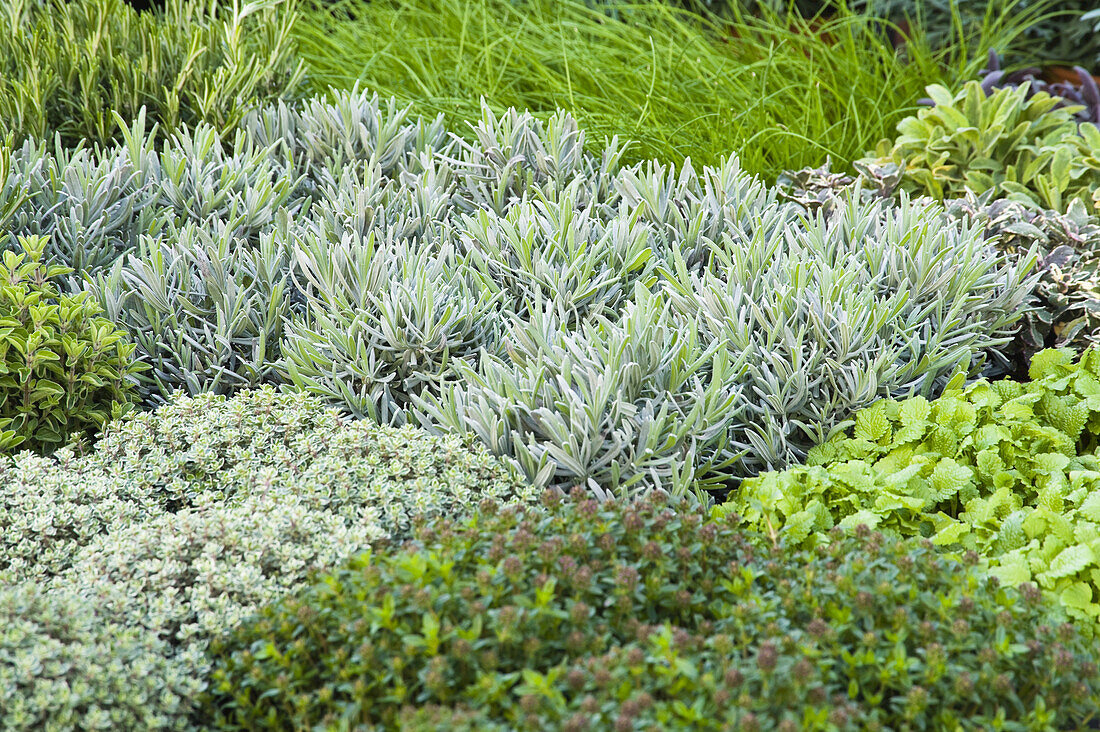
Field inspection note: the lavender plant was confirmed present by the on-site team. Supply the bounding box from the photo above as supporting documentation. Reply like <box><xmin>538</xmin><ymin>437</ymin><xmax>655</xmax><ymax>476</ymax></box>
<box><xmin>0</xmin><ymin>92</ymin><xmax>1040</xmax><ymax>496</ymax></box>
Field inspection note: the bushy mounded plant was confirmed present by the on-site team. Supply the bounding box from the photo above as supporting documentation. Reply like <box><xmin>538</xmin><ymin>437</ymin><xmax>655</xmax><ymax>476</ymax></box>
<box><xmin>292</xmin><ymin>0</ymin><xmax>1019</xmax><ymax>180</ymax></box>
<box><xmin>865</xmin><ymin>80</ymin><xmax>1100</xmax><ymax>213</ymax></box>
<box><xmin>205</xmin><ymin>490</ymin><xmax>1100</xmax><ymax>730</ymax></box>
<box><xmin>777</xmin><ymin>161</ymin><xmax>1100</xmax><ymax>375</ymax></box>
<box><xmin>0</xmin><ymin>106</ymin><xmax>308</xmax><ymax>278</ymax></box>
<box><xmin>0</xmin><ymin>387</ymin><xmax>538</xmax><ymax>730</ymax></box>
<box><xmin>942</xmin><ymin>193</ymin><xmax>1100</xmax><ymax>372</ymax></box>
<box><xmin>0</xmin><ymin>386</ymin><xmax>537</xmax><ymax>585</ymax></box>
<box><xmin>0</xmin><ymin>0</ymin><xmax>304</xmax><ymax>148</ymax></box>
<box><xmin>0</xmin><ymin>235</ymin><xmax>141</xmax><ymax>453</ymax></box>
<box><xmin>0</xmin><ymin>582</ymin><xmax>201</xmax><ymax>732</ymax></box>
<box><xmin>275</xmin><ymin>105</ymin><xmax>1036</xmax><ymax>498</ymax></box>
<box><xmin>723</xmin><ymin>347</ymin><xmax>1100</xmax><ymax>631</ymax></box>
<box><xmin>6</xmin><ymin>90</ymin><xmax>1036</xmax><ymax>496</ymax></box>
<box><xmin>0</xmin><ymin>89</ymin><xmax>456</xmax><ymax>404</ymax></box>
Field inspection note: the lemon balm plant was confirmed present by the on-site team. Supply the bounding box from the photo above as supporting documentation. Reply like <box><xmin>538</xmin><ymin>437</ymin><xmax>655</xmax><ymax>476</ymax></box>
<box><xmin>0</xmin><ymin>236</ymin><xmax>141</xmax><ymax>453</ymax></box>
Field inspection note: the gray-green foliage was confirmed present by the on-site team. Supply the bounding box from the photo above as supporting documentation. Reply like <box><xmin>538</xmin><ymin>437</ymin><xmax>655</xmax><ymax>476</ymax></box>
<box><xmin>0</xmin><ymin>0</ymin><xmax>305</xmax><ymax>148</ymax></box>
<box><xmin>779</xmin><ymin>158</ymin><xmax>1100</xmax><ymax>374</ymax></box>
<box><xmin>281</xmin><ymin>225</ymin><xmax>501</xmax><ymax>425</ymax></box>
<box><xmin>2</xmin><ymin>90</ymin><xmax>1038</xmax><ymax>495</ymax></box>
<box><xmin>0</xmin><ymin>387</ymin><xmax>538</xmax><ymax>730</ymax></box>
<box><xmin>0</xmin><ymin>89</ymin><xmax>422</xmax><ymax>404</ymax></box>
<box><xmin>240</xmin><ymin>85</ymin><xmax>449</xmax><ymax>190</ymax></box>
<box><xmin>416</xmin><ymin>188</ymin><xmax>1035</xmax><ymax>498</ymax></box>
<box><xmin>95</xmin><ymin>219</ymin><xmax>296</xmax><ymax>400</ymax></box>
<box><xmin>280</xmin><ymin>107</ymin><xmax>1036</xmax><ymax>496</ymax></box>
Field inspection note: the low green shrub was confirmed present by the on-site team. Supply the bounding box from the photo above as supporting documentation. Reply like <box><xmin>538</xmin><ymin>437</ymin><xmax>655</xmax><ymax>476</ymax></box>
<box><xmin>865</xmin><ymin>80</ymin><xmax>1100</xmax><ymax>213</ymax></box>
<box><xmin>206</xmin><ymin>490</ymin><xmax>1100</xmax><ymax>730</ymax></box>
<box><xmin>0</xmin><ymin>0</ymin><xmax>304</xmax><ymax>148</ymax></box>
<box><xmin>0</xmin><ymin>235</ymin><xmax>141</xmax><ymax>453</ymax></box>
<box><xmin>723</xmin><ymin>347</ymin><xmax>1100</xmax><ymax>630</ymax></box>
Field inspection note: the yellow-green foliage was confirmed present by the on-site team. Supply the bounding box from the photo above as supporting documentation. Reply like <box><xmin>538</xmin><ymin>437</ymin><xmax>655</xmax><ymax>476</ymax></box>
<box><xmin>0</xmin><ymin>236</ymin><xmax>140</xmax><ymax>453</ymax></box>
<box><xmin>722</xmin><ymin>347</ymin><xmax>1100</xmax><ymax>630</ymax></box>
<box><xmin>865</xmin><ymin>81</ymin><xmax>1100</xmax><ymax>214</ymax></box>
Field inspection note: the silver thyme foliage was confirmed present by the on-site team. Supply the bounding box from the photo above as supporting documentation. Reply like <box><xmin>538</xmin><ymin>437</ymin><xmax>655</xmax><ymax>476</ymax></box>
<box><xmin>0</xmin><ymin>582</ymin><xmax>201</xmax><ymax>732</ymax></box>
<box><xmin>0</xmin><ymin>387</ymin><xmax>537</xmax><ymax>586</ymax></box>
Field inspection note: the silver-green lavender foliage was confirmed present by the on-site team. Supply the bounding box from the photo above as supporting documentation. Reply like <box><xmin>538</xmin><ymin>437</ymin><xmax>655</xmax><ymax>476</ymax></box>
<box><xmin>1</xmin><ymin>90</ymin><xmax>421</xmax><ymax>403</ymax></box>
<box><xmin>239</xmin><ymin>84</ymin><xmax>449</xmax><ymax>191</ymax></box>
<box><xmin>2</xmin><ymin>90</ymin><xmax>1040</xmax><ymax>496</ymax></box>
<box><xmin>94</xmin><ymin>219</ymin><xmax>296</xmax><ymax>402</ymax></box>
<box><xmin>0</xmin><ymin>387</ymin><xmax>538</xmax><ymax>731</ymax></box>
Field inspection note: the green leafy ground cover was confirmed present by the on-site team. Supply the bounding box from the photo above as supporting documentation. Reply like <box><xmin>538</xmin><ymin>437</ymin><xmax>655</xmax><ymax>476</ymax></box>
<box><xmin>722</xmin><ymin>347</ymin><xmax>1100</xmax><ymax>632</ymax></box>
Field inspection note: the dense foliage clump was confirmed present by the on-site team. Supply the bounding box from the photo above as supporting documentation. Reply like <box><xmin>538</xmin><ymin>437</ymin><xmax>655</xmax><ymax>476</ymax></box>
<box><xmin>778</xmin><ymin>159</ymin><xmax>1100</xmax><ymax>373</ymax></box>
<box><xmin>0</xmin><ymin>386</ymin><xmax>537</xmax><ymax>584</ymax></box>
<box><xmin>0</xmin><ymin>387</ymin><xmax>537</xmax><ymax>729</ymax></box>
<box><xmin>0</xmin><ymin>0</ymin><xmax>304</xmax><ymax>147</ymax></box>
<box><xmin>1</xmin><ymin>89</ymin><xmax>1036</xmax><ymax>496</ymax></box>
<box><xmin>866</xmin><ymin>80</ymin><xmax>1100</xmax><ymax>213</ymax></box>
<box><xmin>0</xmin><ymin>236</ymin><xmax>141</xmax><ymax>453</ymax></box>
<box><xmin>725</xmin><ymin>347</ymin><xmax>1100</xmax><ymax>628</ymax></box>
<box><xmin>942</xmin><ymin>193</ymin><xmax>1100</xmax><ymax>371</ymax></box>
<box><xmin>206</xmin><ymin>490</ymin><xmax>1100</xmax><ymax>730</ymax></box>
